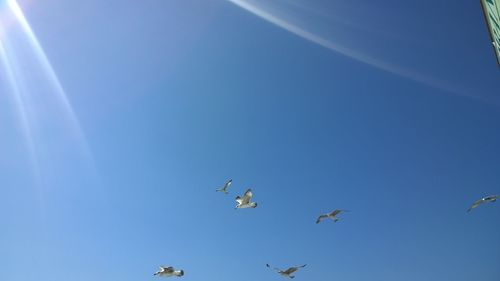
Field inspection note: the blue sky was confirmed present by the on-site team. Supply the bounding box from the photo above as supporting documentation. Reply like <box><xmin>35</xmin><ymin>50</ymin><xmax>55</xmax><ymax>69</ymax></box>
<box><xmin>0</xmin><ymin>0</ymin><xmax>499</xmax><ymax>280</ymax></box>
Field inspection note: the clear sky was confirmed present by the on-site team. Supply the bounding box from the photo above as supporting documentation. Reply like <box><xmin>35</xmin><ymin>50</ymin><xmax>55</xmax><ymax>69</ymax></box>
<box><xmin>0</xmin><ymin>0</ymin><xmax>499</xmax><ymax>281</ymax></box>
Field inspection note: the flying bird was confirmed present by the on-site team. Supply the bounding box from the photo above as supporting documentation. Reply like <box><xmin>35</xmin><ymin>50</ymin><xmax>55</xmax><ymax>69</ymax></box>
<box><xmin>235</xmin><ymin>188</ymin><xmax>257</xmax><ymax>208</ymax></box>
<box><xmin>316</xmin><ymin>209</ymin><xmax>348</xmax><ymax>224</ymax></box>
<box><xmin>467</xmin><ymin>195</ymin><xmax>498</xmax><ymax>212</ymax></box>
<box><xmin>216</xmin><ymin>179</ymin><xmax>232</xmax><ymax>194</ymax></box>
<box><xmin>266</xmin><ymin>263</ymin><xmax>306</xmax><ymax>279</ymax></box>
<box><xmin>154</xmin><ymin>266</ymin><xmax>184</xmax><ymax>277</ymax></box>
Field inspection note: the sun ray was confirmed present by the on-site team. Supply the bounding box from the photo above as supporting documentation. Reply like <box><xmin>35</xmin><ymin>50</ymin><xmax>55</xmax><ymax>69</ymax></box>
<box><xmin>0</xmin><ymin>38</ymin><xmax>41</xmax><ymax>184</ymax></box>
<box><xmin>0</xmin><ymin>0</ymin><xmax>99</xmax><ymax>184</ymax></box>
<box><xmin>227</xmin><ymin>0</ymin><xmax>489</xmax><ymax>103</ymax></box>
<box><xmin>6</xmin><ymin>0</ymin><xmax>90</xmax><ymax>146</ymax></box>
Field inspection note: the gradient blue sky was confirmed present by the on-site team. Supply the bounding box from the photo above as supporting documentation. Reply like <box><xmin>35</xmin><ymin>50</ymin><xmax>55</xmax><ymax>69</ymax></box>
<box><xmin>1</xmin><ymin>0</ymin><xmax>499</xmax><ymax>281</ymax></box>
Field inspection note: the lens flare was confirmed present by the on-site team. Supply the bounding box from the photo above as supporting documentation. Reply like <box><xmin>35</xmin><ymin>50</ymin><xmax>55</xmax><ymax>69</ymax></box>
<box><xmin>227</xmin><ymin>0</ymin><xmax>485</xmax><ymax>102</ymax></box>
<box><xmin>0</xmin><ymin>39</ymin><xmax>40</xmax><ymax>179</ymax></box>
<box><xmin>0</xmin><ymin>1</ymin><xmax>96</xmax><ymax>185</ymax></box>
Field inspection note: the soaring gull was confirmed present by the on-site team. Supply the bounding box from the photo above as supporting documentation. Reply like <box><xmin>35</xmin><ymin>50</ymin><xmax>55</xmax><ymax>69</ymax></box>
<box><xmin>266</xmin><ymin>263</ymin><xmax>306</xmax><ymax>279</ymax></box>
<box><xmin>235</xmin><ymin>188</ymin><xmax>257</xmax><ymax>209</ymax></box>
<box><xmin>467</xmin><ymin>195</ymin><xmax>498</xmax><ymax>212</ymax></box>
<box><xmin>154</xmin><ymin>266</ymin><xmax>184</xmax><ymax>277</ymax></box>
<box><xmin>216</xmin><ymin>179</ymin><xmax>232</xmax><ymax>194</ymax></box>
<box><xmin>316</xmin><ymin>209</ymin><xmax>348</xmax><ymax>224</ymax></box>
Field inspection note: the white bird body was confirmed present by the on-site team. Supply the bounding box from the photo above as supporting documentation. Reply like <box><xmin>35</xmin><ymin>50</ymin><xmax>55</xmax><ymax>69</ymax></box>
<box><xmin>468</xmin><ymin>195</ymin><xmax>498</xmax><ymax>212</ymax></box>
<box><xmin>154</xmin><ymin>266</ymin><xmax>184</xmax><ymax>277</ymax></box>
<box><xmin>316</xmin><ymin>209</ymin><xmax>347</xmax><ymax>224</ymax></box>
<box><xmin>235</xmin><ymin>189</ymin><xmax>257</xmax><ymax>209</ymax></box>
<box><xmin>216</xmin><ymin>179</ymin><xmax>232</xmax><ymax>194</ymax></box>
<box><xmin>267</xmin><ymin>264</ymin><xmax>306</xmax><ymax>279</ymax></box>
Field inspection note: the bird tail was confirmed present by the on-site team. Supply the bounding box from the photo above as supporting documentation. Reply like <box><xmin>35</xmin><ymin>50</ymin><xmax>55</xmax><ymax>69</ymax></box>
<box><xmin>289</xmin><ymin>276</ymin><xmax>295</xmax><ymax>279</ymax></box>
<box><xmin>175</xmin><ymin>270</ymin><xmax>184</xmax><ymax>277</ymax></box>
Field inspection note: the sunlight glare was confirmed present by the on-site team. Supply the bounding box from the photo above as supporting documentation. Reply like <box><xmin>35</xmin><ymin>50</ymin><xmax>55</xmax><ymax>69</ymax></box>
<box><xmin>227</xmin><ymin>0</ymin><xmax>481</xmax><ymax>101</ymax></box>
<box><xmin>0</xmin><ymin>0</ymin><xmax>97</xmax><ymax>185</ymax></box>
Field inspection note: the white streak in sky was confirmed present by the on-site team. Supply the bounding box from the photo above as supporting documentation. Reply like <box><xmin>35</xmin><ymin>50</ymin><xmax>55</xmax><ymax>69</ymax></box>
<box><xmin>0</xmin><ymin>39</ymin><xmax>41</xmax><ymax>182</ymax></box>
<box><xmin>0</xmin><ymin>0</ymin><xmax>97</xmax><ymax>182</ymax></box>
<box><xmin>227</xmin><ymin>0</ymin><xmax>481</xmax><ymax>101</ymax></box>
<box><xmin>7</xmin><ymin>0</ymin><xmax>89</xmax><ymax>146</ymax></box>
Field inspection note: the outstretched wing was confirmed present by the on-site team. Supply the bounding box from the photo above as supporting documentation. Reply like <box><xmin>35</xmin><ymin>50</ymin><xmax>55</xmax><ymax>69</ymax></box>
<box><xmin>284</xmin><ymin>264</ymin><xmax>306</xmax><ymax>275</ymax></box>
<box><xmin>161</xmin><ymin>266</ymin><xmax>174</xmax><ymax>273</ymax></box>
<box><xmin>283</xmin><ymin>267</ymin><xmax>298</xmax><ymax>275</ymax></box>
<box><xmin>217</xmin><ymin>179</ymin><xmax>232</xmax><ymax>192</ymax></box>
<box><xmin>467</xmin><ymin>199</ymin><xmax>484</xmax><ymax>212</ymax></box>
<box><xmin>468</xmin><ymin>195</ymin><xmax>498</xmax><ymax>211</ymax></box>
<box><xmin>316</xmin><ymin>214</ymin><xmax>328</xmax><ymax>224</ymax></box>
<box><xmin>485</xmin><ymin>195</ymin><xmax>498</xmax><ymax>201</ymax></box>
<box><xmin>331</xmin><ymin>209</ymin><xmax>344</xmax><ymax>216</ymax></box>
<box><xmin>241</xmin><ymin>189</ymin><xmax>253</xmax><ymax>204</ymax></box>
<box><xmin>266</xmin><ymin>264</ymin><xmax>282</xmax><ymax>273</ymax></box>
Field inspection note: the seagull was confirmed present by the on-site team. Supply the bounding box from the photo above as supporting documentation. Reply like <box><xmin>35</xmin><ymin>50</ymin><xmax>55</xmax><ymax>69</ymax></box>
<box><xmin>154</xmin><ymin>266</ymin><xmax>184</xmax><ymax>277</ymax></box>
<box><xmin>467</xmin><ymin>195</ymin><xmax>498</xmax><ymax>212</ymax></box>
<box><xmin>216</xmin><ymin>179</ymin><xmax>232</xmax><ymax>194</ymax></box>
<box><xmin>235</xmin><ymin>188</ymin><xmax>257</xmax><ymax>209</ymax></box>
<box><xmin>316</xmin><ymin>209</ymin><xmax>348</xmax><ymax>224</ymax></box>
<box><xmin>266</xmin><ymin>263</ymin><xmax>306</xmax><ymax>279</ymax></box>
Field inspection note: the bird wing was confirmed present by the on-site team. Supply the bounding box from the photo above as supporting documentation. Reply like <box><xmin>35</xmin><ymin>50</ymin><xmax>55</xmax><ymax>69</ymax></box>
<box><xmin>284</xmin><ymin>264</ymin><xmax>306</xmax><ymax>274</ymax></box>
<box><xmin>331</xmin><ymin>209</ymin><xmax>343</xmax><ymax>216</ymax></box>
<box><xmin>468</xmin><ymin>195</ymin><xmax>499</xmax><ymax>211</ymax></box>
<box><xmin>316</xmin><ymin>214</ymin><xmax>328</xmax><ymax>224</ymax></box>
<box><xmin>485</xmin><ymin>195</ymin><xmax>498</xmax><ymax>201</ymax></box>
<box><xmin>468</xmin><ymin>199</ymin><xmax>484</xmax><ymax>212</ymax></box>
<box><xmin>217</xmin><ymin>179</ymin><xmax>232</xmax><ymax>192</ymax></box>
<box><xmin>241</xmin><ymin>189</ymin><xmax>253</xmax><ymax>204</ymax></box>
<box><xmin>266</xmin><ymin>264</ymin><xmax>282</xmax><ymax>273</ymax></box>
<box><xmin>161</xmin><ymin>266</ymin><xmax>174</xmax><ymax>273</ymax></box>
<box><xmin>283</xmin><ymin>267</ymin><xmax>298</xmax><ymax>274</ymax></box>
